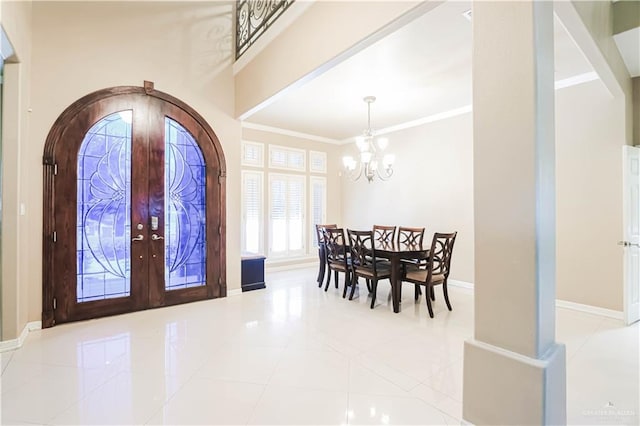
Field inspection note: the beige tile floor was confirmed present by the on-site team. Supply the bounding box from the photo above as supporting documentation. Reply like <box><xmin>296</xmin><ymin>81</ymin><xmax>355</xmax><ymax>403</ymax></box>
<box><xmin>0</xmin><ymin>267</ymin><xmax>638</xmax><ymax>425</ymax></box>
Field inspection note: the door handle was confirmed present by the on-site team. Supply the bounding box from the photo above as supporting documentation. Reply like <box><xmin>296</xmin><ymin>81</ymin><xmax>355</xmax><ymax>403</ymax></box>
<box><xmin>132</xmin><ymin>234</ymin><xmax>144</xmax><ymax>242</ymax></box>
<box><xmin>151</xmin><ymin>234</ymin><xmax>164</xmax><ymax>241</ymax></box>
<box><xmin>619</xmin><ymin>241</ymin><xmax>640</xmax><ymax>247</ymax></box>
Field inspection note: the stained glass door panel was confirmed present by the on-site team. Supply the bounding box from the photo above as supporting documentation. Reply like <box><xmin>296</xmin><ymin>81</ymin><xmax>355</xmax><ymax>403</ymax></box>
<box><xmin>76</xmin><ymin>111</ymin><xmax>132</xmax><ymax>302</ymax></box>
<box><xmin>164</xmin><ymin>118</ymin><xmax>207</xmax><ymax>290</ymax></box>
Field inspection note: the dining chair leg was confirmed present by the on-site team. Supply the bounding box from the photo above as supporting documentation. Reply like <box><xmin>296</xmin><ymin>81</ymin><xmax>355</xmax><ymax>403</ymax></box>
<box><xmin>316</xmin><ymin>248</ymin><xmax>324</xmax><ymax>283</ymax></box>
<box><xmin>342</xmin><ymin>272</ymin><xmax>350</xmax><ymax>298</ymax></box>
<box><xmin>430</xmin><ymin>286</ymin><xmax>435</xmax><ymax>301</ymax></box>
<box><xmin>370</xmin><ymin>280</ymin><xmax>378</xmax><ymax>309</ymax></box>
<box><xmin>324</xmin><ymin>265</ymin><xmax>331</xmax><ymax>291</ymax></box>
<box><xmin>349</xmin><ymin>275</ymin><xmax>358</xmax><ymax>300</ymax></box>
<box><xmin>366</xmin><ymin>279</ymin><xmax>371</xmax><ymax>293</ymax></box>
<box><xmin>324</xmin><ymin>269</ymin><xmax>332</xmax><ymax>291</ymax></box>
<box><xmin>318</xmin><ymin>258</ymin><xmax>326</xmax><ymax>288</ymax></box>
<box><xmin>414</xmin><ymin>285</ymin><xmax>420</xmax><ymax>301</ymax></box>
<box><xmin>425</xmin><ymin>285</ymin><xmax>434</xmax><ymax>318</ymax></box>
<box><xmin>443</xmin><ymin>281</ymin><xmax>452</xmax><ymax>311</ymax></box>
<box><xmin>319</xmin><ymin>261</ymin><xmax>327</xmax><ymax>286</ymax></box>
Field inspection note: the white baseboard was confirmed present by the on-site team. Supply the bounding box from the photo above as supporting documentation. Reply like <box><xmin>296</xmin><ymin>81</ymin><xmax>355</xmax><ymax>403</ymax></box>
<box><xmin>267</xmin><ymin>261</ymin><xmax>317</xmax><ymax>273</ymax></box>
<box><xmin>555</xmin><ymin>299</ymin><xmax>623</xmax><ymax>320</ymax></box>
<box><xmin>0</xmin><ymin>321</ymin><xmax>42</xmax><ymax>353</ymax></box>
<box><xmin>449</xmin><ymin>279</ymin><xmax>474</xmax><ymax>291</ymax></box>
<box><xmin>424</xmin><ymin>279</ymin><xmax>624</xmax><ymax>321</ymax></box>
<box><xmin>228</xmin><ymin>288</ymin><xmax>243</xmax><ymax>297</ymax></box>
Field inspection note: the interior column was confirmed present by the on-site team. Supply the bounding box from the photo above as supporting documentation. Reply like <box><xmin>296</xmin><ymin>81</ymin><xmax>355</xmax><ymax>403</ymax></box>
<box><xmin>463</xmin><ymin>1</ymin><xmax>566</xmax><ymax>424</ymax></box>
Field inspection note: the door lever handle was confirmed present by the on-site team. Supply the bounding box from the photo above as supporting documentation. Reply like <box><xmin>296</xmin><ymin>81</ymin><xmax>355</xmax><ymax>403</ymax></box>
<box><xmin>619</xmin><ymin>241</ymin><xmax>640</xmax><ymax>247</ymax></box>
<box><xmin>151</xmin><ymin>234</ymin><xmax>164</xmax><ymax>241</ymax></box>
<box><xmin>132</xmin><ymin>234</ymin><xmax>144</xmax><ymax>242</ymax></box>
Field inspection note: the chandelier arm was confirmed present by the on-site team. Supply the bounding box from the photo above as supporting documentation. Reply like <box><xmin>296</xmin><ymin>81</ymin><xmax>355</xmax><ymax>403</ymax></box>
<box><xmin>345</xmin><ymin>161</ymin><xmax>364</xmax><ymax>181</ymax></box>
<box><xmin>376</xmin><ymin>166</ymin><xmax>394</xmax><ymax>181</ymax></box>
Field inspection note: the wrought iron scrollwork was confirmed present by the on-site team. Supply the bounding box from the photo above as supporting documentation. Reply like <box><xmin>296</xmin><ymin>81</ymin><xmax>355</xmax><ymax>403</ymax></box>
<box><xmin>236</xmin><ymin>0</ymin><xmax>295</xmax><ymax>59</ymax></box>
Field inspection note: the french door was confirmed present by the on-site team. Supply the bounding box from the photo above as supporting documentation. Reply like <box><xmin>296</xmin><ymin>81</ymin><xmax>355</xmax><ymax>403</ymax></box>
<box><xmin>42</xmin><ymin>85</ymin><xmax>226</xmax><ymax>326</ymax></box>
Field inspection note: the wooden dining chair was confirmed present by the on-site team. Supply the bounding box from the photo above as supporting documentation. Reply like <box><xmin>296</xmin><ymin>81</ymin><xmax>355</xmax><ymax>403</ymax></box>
<box><xmin>402</xmin><ymin>232</ymin><xmax>457</xmax><ymax>318</ymax></box>
<box><xmin>315</xmin><ymin>224</ymin><xmax>337</xmax><ymax>287</ymax></box>
<box><xmin>373</xmin><ymin>225</ymin><xmax>396</xmax><ymax>245</ymax></box>
<box><xmin>348</xmin><ymin>229</ymin><xmax>391</xmax><ymax>307</ymax></box>
<box><xmin>323</xmin><ymin>227</ymin><xmax>352</xmax><ymax>295</ymax></box>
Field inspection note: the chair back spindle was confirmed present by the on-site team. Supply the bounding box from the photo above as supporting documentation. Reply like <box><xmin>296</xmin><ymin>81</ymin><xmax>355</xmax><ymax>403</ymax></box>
<box><xmin>316</xmin><ymin>223</ymin><xmax>337</xmax><ymax>246</ymax></box>
<box><xmin>324</xmin><ymin>228</ymin><xmax>348</xmax><ymax>265</ymax></box>
<box><xmin>348</xmin><ymin>230</ymin><xmax>377</xmax><ymax>273</ymax></box>
<box><xmin>373</xmin><ymin>225</ymin><xmax>397</xmax><ymax>245</ymax></box>
<box><xmin>428</xmin><ymin>232</ymin><xmax>457</xmax><ymax>281</ymax></box>
<box><xmin>397</xmin><ymin>226</ymin><xmax>425</xmax><ymax>247</ymax></box>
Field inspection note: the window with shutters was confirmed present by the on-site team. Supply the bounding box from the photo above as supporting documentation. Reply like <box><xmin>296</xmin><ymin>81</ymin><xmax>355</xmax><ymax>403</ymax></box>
<box><xmin>269</xmin><ymin>145</ymin><xmax>306</xmax><ymax>171</ymax></box>
<box><xmin>241</xmin><ymin>170</ymin><xmax>263</xmax><ymax>254</ymax></box>
<box><xmin>241</xmin><ymin>142</ymin><xmax>328</xmax><ymax>260</ymax></box>
<box><xmin>309</xmin><ymin>176</ymin><xmax>327</xmax><ymax>247</ymax></box>
<box><xmin>268</xmin><ymin>173</ymin><xmax>305</xmax><ymax>257</ymax></box>
<box><xmin>309</xmin><ymin>151</ymin><xmax>327</xmax><ymax>174</ymax></box>
<box><xmin>241</xmin><ymin>141</ymin><xmax>264</xmax><ymax>167</ymax></box>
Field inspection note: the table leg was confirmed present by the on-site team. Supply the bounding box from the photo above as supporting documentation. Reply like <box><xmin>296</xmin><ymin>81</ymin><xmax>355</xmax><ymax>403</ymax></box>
<box><xmin>391</xmin><ymin>256</ymin><xmax>400</xmax><ymax>313</ymax></box>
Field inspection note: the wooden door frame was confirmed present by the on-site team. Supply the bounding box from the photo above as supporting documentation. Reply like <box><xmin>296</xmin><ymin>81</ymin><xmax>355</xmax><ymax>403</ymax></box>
<box><xmin>42</xmin><ymin>81</ymin><xmax>226</xmax><ymax>328</ymax></box>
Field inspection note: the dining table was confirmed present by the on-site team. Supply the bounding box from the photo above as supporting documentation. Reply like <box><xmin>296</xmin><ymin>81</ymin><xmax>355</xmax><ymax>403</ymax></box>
<box><xmin>372</xmin><ymin>240</ymin><xmax>430</xmax><ymax>313</ymax></box>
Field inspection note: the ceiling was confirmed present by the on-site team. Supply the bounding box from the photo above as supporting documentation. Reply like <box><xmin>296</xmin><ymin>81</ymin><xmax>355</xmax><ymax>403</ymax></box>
<box><xmin>243</xmin><ymin>1</ymin><xmax>595</xmax><ymax>142</ymax></box>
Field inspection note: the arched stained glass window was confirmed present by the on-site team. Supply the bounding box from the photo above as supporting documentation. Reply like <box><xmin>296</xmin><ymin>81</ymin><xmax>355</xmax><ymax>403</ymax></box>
<box><xmin>76</xmin><ymin>111</ymin><xmax>132</xmax><ymax>302</ymax></box>
<box><xmin>165</xmin><ymin>117</ymin><xmax>207</xmax><ymax>290</ymax></box>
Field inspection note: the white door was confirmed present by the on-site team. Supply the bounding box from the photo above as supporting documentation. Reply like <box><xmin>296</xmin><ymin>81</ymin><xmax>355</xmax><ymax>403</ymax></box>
<box><xmin>623</xmin><ymin>145</ymin><xmax>640</xmax><ymax>325</ymax></box>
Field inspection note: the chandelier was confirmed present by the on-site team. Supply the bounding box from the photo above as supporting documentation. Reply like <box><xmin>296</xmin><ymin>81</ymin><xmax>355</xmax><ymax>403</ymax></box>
<box><xmin>342</xmin><ymin>96</ymin><xmax>394</xmax><ymax>182</ymax></box>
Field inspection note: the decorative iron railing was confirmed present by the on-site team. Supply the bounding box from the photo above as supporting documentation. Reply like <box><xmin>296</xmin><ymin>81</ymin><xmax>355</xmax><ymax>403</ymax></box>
<box><xmin>236</xmin><ymin>0</ymin><xmax>295</xmax><ymax>60</ymax></box>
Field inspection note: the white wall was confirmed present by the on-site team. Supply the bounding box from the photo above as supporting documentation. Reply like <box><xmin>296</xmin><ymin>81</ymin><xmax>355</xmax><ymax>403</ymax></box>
<box><xmin>556</xmin><ymin>80</ymin><xmax>625</xmax><ymax>311</ymax></box>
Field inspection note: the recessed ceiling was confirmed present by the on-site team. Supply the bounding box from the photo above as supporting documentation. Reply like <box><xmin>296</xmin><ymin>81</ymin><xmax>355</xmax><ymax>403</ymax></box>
<box><xmin>244</xmin><ymin>1</ymin><xmax>594</xmax><ymax>141</ymax></box>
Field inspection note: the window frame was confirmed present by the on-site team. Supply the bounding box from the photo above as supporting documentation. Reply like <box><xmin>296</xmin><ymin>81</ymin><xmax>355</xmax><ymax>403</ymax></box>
<box><xmin>309</xmin><ymin>175</ymin><xmax>327</xmax><ymax>249</ymax></box>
